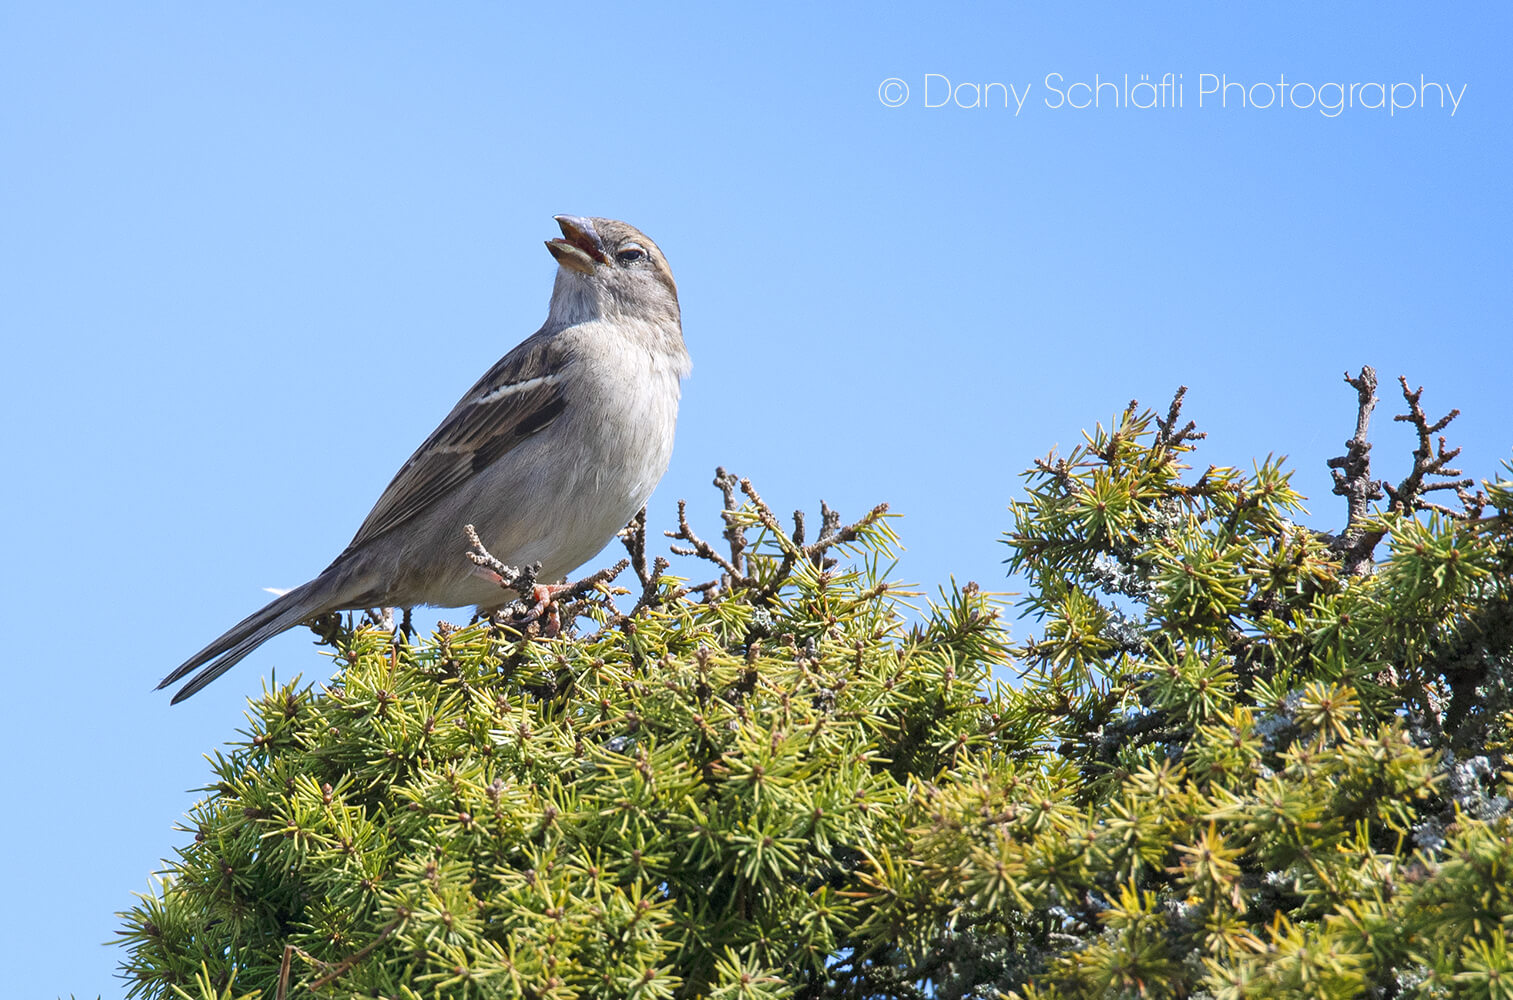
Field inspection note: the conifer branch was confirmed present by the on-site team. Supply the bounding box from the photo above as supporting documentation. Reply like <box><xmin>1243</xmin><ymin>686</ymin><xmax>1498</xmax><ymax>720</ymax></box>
<box><xmin>123</xmin><ymin>405</ymin><xmax>1513</xmax><ymax>1000</ymax></box>
<box><xmin>306</xmin><ymin>910</ymin><xmax>408</xmax><ymax>991</ymax></box>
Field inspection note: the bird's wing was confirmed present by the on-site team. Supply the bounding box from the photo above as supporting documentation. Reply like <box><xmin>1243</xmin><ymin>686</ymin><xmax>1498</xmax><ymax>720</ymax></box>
<box><xmin>347</xmin><ymin>332</ymin><xmax>573</xmax><ymax>548</ymax></box>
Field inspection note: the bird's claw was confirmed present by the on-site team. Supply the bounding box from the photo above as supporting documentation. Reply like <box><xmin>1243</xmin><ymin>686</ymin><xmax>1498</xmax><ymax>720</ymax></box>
<box><xmin>525</xmin><ymin>583</ymin><xmax>570</xmax><ymax>636</ymax></box>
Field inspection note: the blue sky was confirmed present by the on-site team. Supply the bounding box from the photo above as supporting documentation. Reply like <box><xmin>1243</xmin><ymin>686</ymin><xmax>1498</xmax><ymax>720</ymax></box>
<box><xmin>2</xmin><ymin>3</ymin><xmax>1509</xmax><ymax>995</ymax></box>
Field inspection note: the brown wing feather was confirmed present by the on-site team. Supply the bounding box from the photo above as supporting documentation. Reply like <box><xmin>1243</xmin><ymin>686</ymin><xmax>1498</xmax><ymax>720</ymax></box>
<box><xmin>347</xmin><ymin>334</ymin><xmax>574</xmax><ymax>548</ymax></box>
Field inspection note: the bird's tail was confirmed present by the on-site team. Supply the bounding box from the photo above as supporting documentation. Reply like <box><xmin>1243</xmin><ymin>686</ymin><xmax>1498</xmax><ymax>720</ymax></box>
<box><xmin>158</xmin><ymin>571</ymin><xmax>361</xmax><ymax>704</ymax></box>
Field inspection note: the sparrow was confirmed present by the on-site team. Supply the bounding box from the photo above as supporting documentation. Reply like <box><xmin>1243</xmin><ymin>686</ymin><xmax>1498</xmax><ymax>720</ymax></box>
<box><xmin>159</xmin><ymin>215</ymin><xmax>689</xmax><ymax>703</ymax></box>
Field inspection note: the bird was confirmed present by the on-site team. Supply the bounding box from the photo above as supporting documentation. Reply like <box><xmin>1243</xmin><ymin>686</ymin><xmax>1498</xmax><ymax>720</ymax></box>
<box><xmin>159</xmin><ymin>215</ymin><xmax>689</xmax><ymax>703</ymax></box>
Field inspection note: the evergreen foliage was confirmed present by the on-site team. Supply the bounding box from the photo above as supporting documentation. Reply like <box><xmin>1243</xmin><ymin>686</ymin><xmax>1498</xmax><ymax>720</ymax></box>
<box><xmin>121</xmin><ymin>372</ymin><xmax>1513</xmax><ymax>999</ymax></box>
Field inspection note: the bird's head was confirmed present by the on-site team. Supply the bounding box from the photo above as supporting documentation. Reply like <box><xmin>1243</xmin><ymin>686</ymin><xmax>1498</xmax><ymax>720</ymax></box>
<box><xmin>545</xmin><ymin>216</ymin><xmax>680</xmax><ymax>328</ymax></box>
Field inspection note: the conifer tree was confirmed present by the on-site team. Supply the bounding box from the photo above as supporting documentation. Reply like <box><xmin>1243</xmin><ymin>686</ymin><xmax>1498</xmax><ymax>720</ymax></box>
<box><xmin>120</xmin><ymin>367</ymin><xmax>1513</xmax><ymax>999</ymax></box>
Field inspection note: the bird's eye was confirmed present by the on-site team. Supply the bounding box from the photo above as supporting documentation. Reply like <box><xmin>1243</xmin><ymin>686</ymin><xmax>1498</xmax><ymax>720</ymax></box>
<box><xmin>615</xmin><ymin>246</ymin><xmax>646</xmax><ymax>265</ymax></box>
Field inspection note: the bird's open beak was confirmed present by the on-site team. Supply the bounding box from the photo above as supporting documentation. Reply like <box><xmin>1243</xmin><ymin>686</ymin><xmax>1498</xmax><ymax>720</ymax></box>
<box><xmin>545</xmin><ymin>215</ymin><xmax>607</xmax><ymax>275</ymax></box>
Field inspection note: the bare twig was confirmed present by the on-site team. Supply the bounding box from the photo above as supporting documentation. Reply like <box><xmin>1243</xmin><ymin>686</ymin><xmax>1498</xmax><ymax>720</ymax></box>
<box><xmin>807</xmin><ymin>499</ymin><xmax>887</xmax><ymax>567</ymax></box>
<box><xmin>619</xmin><ymin>507</ymin><xmax>652</xmax><ymax>587</ymax></box>
<box><xmin>734</xmin><ymin>476</ymin><xmax>889</xmax><ymax>599</ymax></box>
<box><xmin>737</xmin><ymin>477</ymin><xmax>785</xmax><ymax>537</ymax></box>
<box><xmin>622</xmin><ymin>507</ymin><xmax>717</xmax><ymax>614</ymax></box>
<box><xmin>1327</xmin><ymin>367</ymin><xmax>1387</xmax><ymax>575</ymax></box>
<box><xmin>1154</xmin><ymin>385</ymin><xmax>1206</xmax><ymax>450</ymax></box>
<box><xmin>629</xmin><ymin>555</ymin><xmax>673</xmax><ymax>615</ymax></box>
<box><xmin>464</xmin><ymin>523</ymin><xmax>541</xmax><ymax>595</ymax></box>
<box><xmin>630</xmin><ymin>564</ymin><xmax>722</xmax><ymax>616</ymax></box>
<box><xmin>679</xmin><ymin>580</ymin><xmax>723</xmax><ymax>601</ymax></box>
<box><xmin>1327</xmin><ymin>368</ymin><xmax>1481</xmax><ymax>574</ymax></box>
<box><xmin>661</xmin><ymin>468</ymin><xmax>891</xmax><ymax>605</ymax></box>
<box><xmin>1032</xmin><ymin>452</ymin><xmax>1076</xmax><ymax>490</ymax></box>
<box><xmin>463</xmin><ymin>468</ymin><xmax>889</xmax><ymax>636</ymax></box>
<box><xmin>560</xmin><ymin>559</ymin><xmax>632</xmax><ymax>600</ymax></box>
<box><xmin>547</xmin><ymin>559</ymin><xmax>633</xmax><ymax>629</ymax></box>
<box><xmin>666</xmin><ymin>498</ymin><xmax>742</xmax><ymax>580</ymax></box>
<box><xmin>714</xmin><ymin>466</ymin><xmax>747</xmax><ymax>575</ymax></box>
<box><xmin>1385</xmin><ymin>376</ymin><xmax>1474</xmax><ymax>516</ymax></box>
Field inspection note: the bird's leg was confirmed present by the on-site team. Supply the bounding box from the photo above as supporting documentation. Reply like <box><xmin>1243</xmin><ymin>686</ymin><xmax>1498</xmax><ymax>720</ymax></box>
<box><xmin>527</xmin><ymin>583</ymin><xmax>571</xmax><ymax>636</ymax></box>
